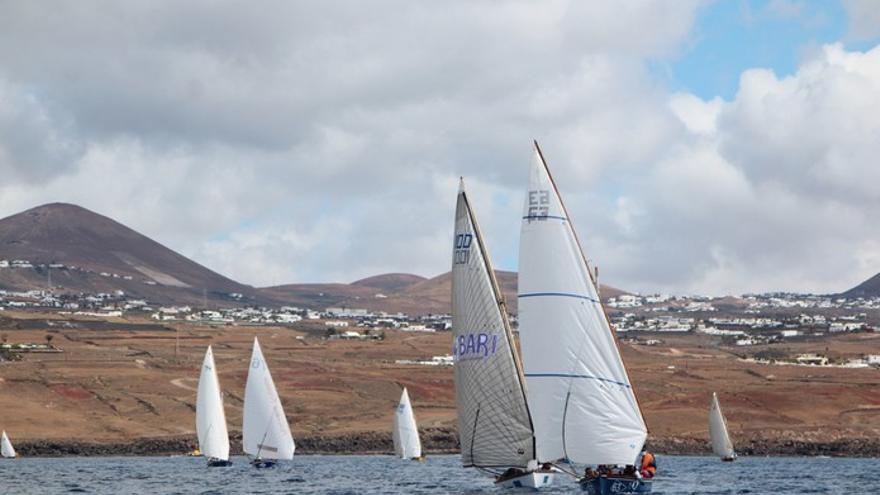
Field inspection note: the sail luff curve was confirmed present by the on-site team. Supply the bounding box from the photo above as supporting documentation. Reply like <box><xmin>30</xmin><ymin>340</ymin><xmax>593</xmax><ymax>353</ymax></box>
<box><xmin>518</xmin><ymin>142</ymin><xmax>647</xmax><ymax>466</ymax></box>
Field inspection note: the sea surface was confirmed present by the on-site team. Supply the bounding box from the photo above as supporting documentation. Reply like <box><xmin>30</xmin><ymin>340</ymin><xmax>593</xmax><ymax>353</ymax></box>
<box><xmin>0</xmin><ymin>454</ymin><xmax>876</xmax><ymax>494</ymax></box>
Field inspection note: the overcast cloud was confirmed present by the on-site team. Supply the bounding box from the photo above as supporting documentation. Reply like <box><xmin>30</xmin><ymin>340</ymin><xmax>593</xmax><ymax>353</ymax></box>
<box><xmin>1</xmin><ymin>1</ymin><xmax>879</xmax><ymax>295</ymax></box>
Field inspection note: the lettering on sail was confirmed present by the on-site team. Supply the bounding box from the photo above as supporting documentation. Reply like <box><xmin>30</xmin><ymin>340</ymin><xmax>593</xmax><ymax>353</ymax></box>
<box><xmin>453</xmin><ymin>233</ymin><xmax>472</xmax><ymax>264</ymax></box>
<box><xmin>527</xmin><ymin>190</ymin><xmax>550</xmax><ymax>220</ymax></box>
<box><xmin>452</xmin><ymin>333</ymin><xmax>498</xmax><ymax>360</ymax></box>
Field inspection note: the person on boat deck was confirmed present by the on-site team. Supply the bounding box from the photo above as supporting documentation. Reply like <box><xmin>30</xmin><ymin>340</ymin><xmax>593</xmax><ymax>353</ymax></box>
<box><xmin>540</xmin><ymin>462</ymin><xmax>553</xmax><ymax>471</ymax></box>
<box><xmin>583</xmin><ymin>467</ymin><xmax>598</xmax><ymax>479</ymax></box>
<box><xmin>622</xmin><ymin>465</ymin><xmax>637</xmax><ymax>478</ymax></box>
<box><xmin>639</xmin><ymin>448</ymin><xmax>657</xmax><ymax>479</ymax></box>
<box><xmin>597</xmin><ymin>465</ymin><xmax>613</xmax><ymax>476</ymax></box>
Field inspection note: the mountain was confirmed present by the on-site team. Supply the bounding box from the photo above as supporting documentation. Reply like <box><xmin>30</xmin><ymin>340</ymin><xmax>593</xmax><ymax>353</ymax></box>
<box><xmin>263</xmin><ymin>270</ymin><xmax>627</xmax><ymax>315</ymax></box>
<box><xmin>841</xmin><ymin>272</ymin><xmax>880</xmax><ymax>298</ymax></box>
<box><xmin>0</xmin><ymin>203</ymin><xmax>260</xmax><ymax>305</ymax></box>
<box><xmin>0</xmin><ymin>202</ymin><xmax>629</xmax><ymax>313</ymax></box>
<box><xmin>351</xmin><ymin>273</ymin><xmax>427</xmax><ymax>292</ymax></box>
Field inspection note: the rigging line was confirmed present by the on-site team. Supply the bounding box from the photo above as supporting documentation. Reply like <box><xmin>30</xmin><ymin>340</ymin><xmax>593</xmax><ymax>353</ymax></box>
<box><xmin>551</xmin><ymin>461</ymin><xmax>581</xmax><ymax>479</ymax></box>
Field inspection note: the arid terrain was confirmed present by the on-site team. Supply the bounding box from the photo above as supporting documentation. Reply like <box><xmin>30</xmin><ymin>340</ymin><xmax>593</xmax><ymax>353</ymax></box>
<box><xmin>2</xmin><ymin>310</ymin><xmax>879</xmax><ymax>457</ymax></box>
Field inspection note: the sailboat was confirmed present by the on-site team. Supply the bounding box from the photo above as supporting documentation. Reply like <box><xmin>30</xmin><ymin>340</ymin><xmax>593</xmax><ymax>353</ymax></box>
<box><xmin>451</xmin><ymin>179</ymin><xmax>557</xmax><ymax>489</ymax></box>
<box><xmin>518</xmin><ymin>142</ymin><xmax>652</xmax><ymax>494</ymax></box>
<box><xmin>1</xmin><ymin>430</ymin><xmax>16</xmax><ymax>459</ymax></box>
<box><xmin>392</xmin><ymin>387</ymin><xmax>424</xmax><ymax>461</ymax></box>
<box><xmin>709</xmin><ymin>392</ymin><xmax>737</xmax><ymax>462</ymax></box>
<box><xmin>242</xmin><ymin>337</ymin><xmax>295</xmax><ymax>468</ymax></box>
<box><xmin>196</xmin><ymin>346</ymin><xmax>232</xmax><ymax>467</ymax></box>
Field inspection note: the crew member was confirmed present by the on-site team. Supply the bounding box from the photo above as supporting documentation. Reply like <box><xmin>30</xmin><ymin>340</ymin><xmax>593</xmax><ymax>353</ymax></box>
<box><xmin>639</xmin><ymin>448</ymin><xmax>657</xmax><ymax>479</ymax></box>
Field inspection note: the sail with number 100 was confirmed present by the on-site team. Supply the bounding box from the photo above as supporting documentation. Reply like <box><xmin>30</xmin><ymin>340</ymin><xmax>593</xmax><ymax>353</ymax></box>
<box><xmin>451</xmin><ymin>179</ymin><xmax>535</xmax><ymax>469</ymax></box>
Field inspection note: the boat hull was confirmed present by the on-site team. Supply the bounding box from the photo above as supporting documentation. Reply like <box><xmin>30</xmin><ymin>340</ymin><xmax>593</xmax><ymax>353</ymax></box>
<box><xmin>580</xmin><ymin>477</ymin><xmax>652</xmax><ymax>494</ymax></box>
<box><xmin>721</xmin><ymin>456</ymin><xmax>736</xmax><ymax>462</ymax></box>
<box><xmin>251</xmin><ymin>459</ymin><xmax>276</xmax><ymax>468</ymax></box>
<box><xmin>206</xmin><ymin>458</ymin><xmax>233</xmax><ymax>467</ymax></box>
<box><xmin>495</xmin><ymin>471</ymin><xmax>556</xmax><ymax>489</ymax></box>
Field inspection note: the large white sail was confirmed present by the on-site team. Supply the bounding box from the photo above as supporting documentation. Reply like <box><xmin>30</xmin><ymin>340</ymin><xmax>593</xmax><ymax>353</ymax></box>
<box><xmin>452</xmin><ymin>179</ymin><xmax>535</xmax><ymax>468</ymax></box>
<box><xmin>196</xmin><ymin>346</ymin><xmax>230</xmax><ymax>461</ymax></box>
<box><xmin>1</xmin><ymin>430</ymin><xmax>16</xmax><ymax>458</ymax></box>
<box><xmin>518</xmin><ymin>142</ymin><xmax>647</xmax><ymax>466</ymax></box>
<box><xmin>243</xmin><ymin>338</ymin><xmax>295</xmax><ymax>460</ymax></box>
<box><xmin>392</xmin><ymin>387</ymin><xmax>422</xmax><ymax>459</ymax></box>
<box><xmin>709</xmin><ymin>392</ymin><xmax>736</xmax><ymax>459</ymax></box>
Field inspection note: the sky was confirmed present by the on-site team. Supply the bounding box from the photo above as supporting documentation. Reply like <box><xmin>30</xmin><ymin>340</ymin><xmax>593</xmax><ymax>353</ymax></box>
<box><xmin>1</xmin><ymin>0</ymin><xmax>880</xmax><ymax>295</ymax></box>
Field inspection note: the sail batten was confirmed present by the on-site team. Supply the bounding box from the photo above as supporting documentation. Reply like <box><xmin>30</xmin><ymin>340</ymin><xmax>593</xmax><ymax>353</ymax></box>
<box><xmin>518</xmin><ymin>143</ymin><xmax>647</xmax><ymax>466</ymax></box>
<box><xmin>196</xmin><ymin>346</ymin><xmax>230</xmax><ymax>461</ymax></box>
<box><xmin>452</xmin><ymin>180</ymin><xmax>535</xmax><ymax>469</ymax></box>
<box><xmin>243</xmin><ymin>338</ymin><xmax>295</xmax><ymax>461</ymax></box>
<box><xmin>392</xmin><ymin>387</ymin><xmax>422</xmax><ymax>459</ymax></box>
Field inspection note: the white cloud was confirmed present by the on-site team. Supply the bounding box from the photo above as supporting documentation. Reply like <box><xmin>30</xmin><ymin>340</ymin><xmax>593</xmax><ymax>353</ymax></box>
<box><xmin>1</xmin><ymin>2</ymin><xmax>879</xmax><ymax>297</ymax></box>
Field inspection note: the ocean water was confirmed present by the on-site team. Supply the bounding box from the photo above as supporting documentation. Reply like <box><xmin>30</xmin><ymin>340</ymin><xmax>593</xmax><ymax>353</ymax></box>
<box><xmin>0</xmin><ymin>454</ymin><xmax>876</xmax><ymax>494</ymax></box>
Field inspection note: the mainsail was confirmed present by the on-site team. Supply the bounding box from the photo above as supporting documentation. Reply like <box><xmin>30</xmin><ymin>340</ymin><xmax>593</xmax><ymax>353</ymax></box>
<box><xmin>392</xmin><ymin>387</ymin><xmax>422</xmax><ymax>459</ymax></box>
<box><xmin>518</xmin><ymin>142</ymin><xmax>647</xmax><ymax>466</ymax></box>
<box><xmin>243</xmin><ymin>337</ymin><xmax>295</xmax><ymax>460</ymax></box>
<box><xmin>709</xmin><ymin>392</ymin><xmax>735</xmax><ymax>459</ymax></box>
<box><xmin>1</xmin><ymin>430</ymin><xmax>16</xmax><ymax>458</ymax></box>
<box><xmin>196</xmin><ymin>346</ymin><xmax>230</xmax><ymax>462</ymax></box>
<box><xmin>452</xmin><ymin>179</ymin><xmax>535</xmax><ymax>468</ymax></box>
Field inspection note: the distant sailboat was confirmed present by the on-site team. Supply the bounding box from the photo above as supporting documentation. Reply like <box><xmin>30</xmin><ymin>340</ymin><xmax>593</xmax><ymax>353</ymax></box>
<box><xmin>518</xmin><ymin>142</ymin><xmax>651</xmax><ymax>494</ymax></box>
<box><xmin>1</xmin><ymin>430</ymin><xmax>16</xmax><ymax>459</ymax></box>
<box><xmin>196</xmin><ymin>346</ymin><xmax>232</xmax><ymax>467</ymax></box>
<box><xmin>392</xmin><ymin>387</ymin><xmax>423</xmax><ymax>461</ymax></box>
<box><xmin>451</xmin><ymin>179</ymin><xmax>556</xmax><ymax>489</ymax></box>
<box><xmin>709</xmin><ymin>392</ymin><xmax>737</xmax><ymax>462</ymax></box>
<box><xmin>242</xmin><ymin>337</ymin><xmax>295</xmax><ymax>468</ymax></box>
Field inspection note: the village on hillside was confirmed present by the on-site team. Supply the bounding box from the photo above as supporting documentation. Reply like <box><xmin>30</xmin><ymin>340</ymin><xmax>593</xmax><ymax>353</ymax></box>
<box><xmin>2</xmin><ymin>257</ymin><xmax>880</xmax><ymax>370</ymax></box>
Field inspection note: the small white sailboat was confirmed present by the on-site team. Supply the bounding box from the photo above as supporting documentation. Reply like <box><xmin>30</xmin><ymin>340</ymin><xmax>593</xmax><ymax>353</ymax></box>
<box><xmin>709</xmin><ymin>392</ymin><xmax>737</xmax><ymax>462</ymax></box>
<box><xmin>451</xmin><ymin>179</ymin><xmax>556</xmax><ymax>489</ymax></box>
<box><xmin>196</xmin><ymin>346</ymin><xmax>232</xmax><ymax>467</ymax></box>
<box><xmin>392</xmin><ymin>387</ymin><xmax>424</xmax><ymax>461</ymax></box>
<box><xmin>1</xmin><ymin>430</ymin><xmax>16</xmax><ymax>459</ymax></box>
<box><xmin>242</xmin><ymin>337</ymin><xmax>295</xmax><ymax>468</ymax></box>
<box><xmin>518</xmin><ymin>142</ymin><xmax>651</xmax><ymax>494</ymax></box>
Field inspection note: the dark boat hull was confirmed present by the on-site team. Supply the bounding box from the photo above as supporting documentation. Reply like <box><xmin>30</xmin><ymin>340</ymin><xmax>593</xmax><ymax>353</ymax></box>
<box><xmin>251</xmin><ymin>459</ymin><xmax>277</xmax><ymax>468</ymax></box>
<box><xmin>580</xmin><ymin>477</ymin><xmax>652</xmax><ymax>494</ymax></box>
<box><xmin>206</xmin><ymin>458</ymin><xmax>233</xmax><ymax>467</ymax></box>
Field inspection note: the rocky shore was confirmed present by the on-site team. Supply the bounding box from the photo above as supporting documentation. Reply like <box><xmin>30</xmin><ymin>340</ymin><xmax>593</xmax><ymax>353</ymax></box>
<box><xmin>13</xmin><ymin>429</ymin><xmax>880</xmax><ymax>458</ymax></box>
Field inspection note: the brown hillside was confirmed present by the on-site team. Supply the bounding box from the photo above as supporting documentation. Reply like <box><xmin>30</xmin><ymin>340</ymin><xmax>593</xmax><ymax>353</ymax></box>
<box><xmin>264</xmin><ymin>270</ymin><xmax>627</xmax><ymax>315</ymax></box>
<box><xmin>0</xmin><ymin>203</ymin><xmax>261</xmax><ymax>305</ymax></box>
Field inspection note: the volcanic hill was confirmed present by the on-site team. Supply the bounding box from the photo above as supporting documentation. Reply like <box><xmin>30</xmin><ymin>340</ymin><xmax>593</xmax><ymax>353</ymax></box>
<box><xmin>0</xmin><ymin>203</ymin><xmax>259</xmax><ymax>305</ymax></box>
<box><xmin>841</xmin><ymin>272</ymin><xmax>880</xmax><ymax>299</ymax></box>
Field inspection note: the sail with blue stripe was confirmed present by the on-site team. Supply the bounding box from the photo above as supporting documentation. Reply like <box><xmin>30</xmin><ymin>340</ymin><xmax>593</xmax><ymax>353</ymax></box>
<box><xmin>518</xmin><ymin>142</ymin><xmax>647</xmax><ymax>466</ymax></box>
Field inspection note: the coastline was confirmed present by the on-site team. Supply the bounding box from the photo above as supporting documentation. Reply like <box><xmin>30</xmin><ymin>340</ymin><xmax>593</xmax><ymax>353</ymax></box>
<box><xmin>12</xmin><ymin>428</ymin><xmax>880</xmax><ymax>458</ymax></box>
